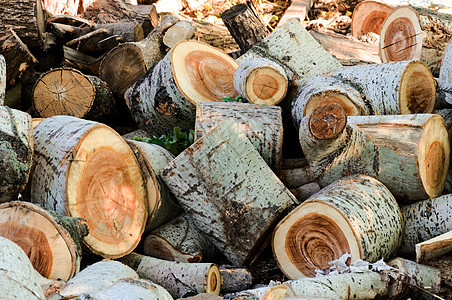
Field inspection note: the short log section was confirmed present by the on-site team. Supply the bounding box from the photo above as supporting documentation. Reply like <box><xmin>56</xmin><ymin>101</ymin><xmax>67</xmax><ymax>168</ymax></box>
<box><xmin>351</xmin><ymin>0</ymin><xmax>393</xmax><ymax>37</ymax></box>
<box><xmin>273</xmin><ymin>174</ymin><xmax>403</xmax><ymax>279</ymax></box>
<box><xmin>29</xmin><ymin>116</ymin><xmax>147</xmax><ymax>258</ymax></box>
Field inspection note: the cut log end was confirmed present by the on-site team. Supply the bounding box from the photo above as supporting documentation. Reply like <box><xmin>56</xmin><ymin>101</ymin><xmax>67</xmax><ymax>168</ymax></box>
<box><xmin>309</xmin><ymin>104</ymin><xmax>347</xmax><ymax>140</ymax></box>
<box><xmin>143</xmin><ymin>234</ymin><xmax>203</xmax><ymax>263</ymax></box>
<box><xmin>171</xmin><ymin>40</ymin><xmax>238</xmax><ymax>104</ymax></box>
<box><xmin>207</xmin><ymin>265</ymin><xmax>221</xmax><ymax>295</ymax></box>
<box><xmin>399</xmin><ymin>61</ymin><xmax>436</xmax><ymax>114</ymax></box>
<box><xmin>351</xmin><ymin>0</ymin><xmax>393</xmax><ymax>37</ymax></box>
<box><xmin>245</xmin><ymin>66</ymin><xmax>288</xmax><ymax>105</ymax></box>
<box><xmin>304</xmin><ymin>91</ymin><xmax>362</xmax><ymax>117</ymax></box>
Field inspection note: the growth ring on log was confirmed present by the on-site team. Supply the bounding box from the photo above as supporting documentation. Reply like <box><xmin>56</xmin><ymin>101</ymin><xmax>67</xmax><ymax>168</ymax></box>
<box><xmin>351</xmin><ymin>0</ymin><xmax>393</xmax><ymax>37</ymax></box>
<box><xmin>171</xmin><ymin>40</ymin><xmax>239</xmax><ymax>103</ymax></box>
<box><xmin>309</xmin><ymin>104</ymin><xmax>347</xmax><ymax>140</ymax></box>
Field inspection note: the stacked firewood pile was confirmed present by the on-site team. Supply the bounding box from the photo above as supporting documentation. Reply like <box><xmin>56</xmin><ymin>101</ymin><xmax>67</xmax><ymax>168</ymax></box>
<box><xmin>1</xmin><ymin>0</ymin><xmax>452</xmax><ymax>299</ymax></box>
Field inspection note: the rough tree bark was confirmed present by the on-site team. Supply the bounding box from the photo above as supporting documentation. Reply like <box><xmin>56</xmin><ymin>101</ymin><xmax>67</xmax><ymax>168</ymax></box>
<box><xmin>273</xmin><ymin>174</ymin><xmax>403</xmax><ymax>279</ymax></box>
<box><xmin>219</xmin><ymin>266</ymin><xmax>253</xmax><ymax>294</ymax></box>
<box><xmin>0</xmin><ymin>55</ymin><xmax>5</xmax><ymax>104</ymax></box>
<box><xmin>436</xmin><ymin>40</ymin><xmax>452</xmax><ymax>108</ymax></box>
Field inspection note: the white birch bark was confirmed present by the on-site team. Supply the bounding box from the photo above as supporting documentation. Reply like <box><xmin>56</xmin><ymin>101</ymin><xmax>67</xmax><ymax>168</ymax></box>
<box><xmin>195</xmin><ymin>102</ymin><xmax>283</xmax><ymax>174</ymax></box>
<box><xmin>223</xmin><ymin>285</ymin><xmax>287</xmax><ymax>300</ymax></box>
<box><xmin>437</xmin><ymin>41</ymin><xmax>452</xmax><ymax>107</ymax></box>
<box><xmin>161</xmin><ymin>120</ymin><xmax>298</xmax><ymax>265</ymax></box>
<box><xmin>279</xmin><ymin>166</ymin><xmax>316</xmax><ymax>188</ymax></box>
<box><xmin>0</xmin><ymin>55</ymin><xmax>5</xmax><ymax>105</ymax></box>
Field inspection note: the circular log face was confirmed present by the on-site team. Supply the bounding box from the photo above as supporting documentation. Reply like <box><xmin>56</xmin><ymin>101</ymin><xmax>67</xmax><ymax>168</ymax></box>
<box><xmin>171</xmin><ymin>40</ymin><xmax>238</xmax><ymax>103</ymax></box>
<box><xmin>0</xmin><ymin>202</ymin><xmax>75</xmax><ymax>280</ymax></box>
<box><xmin>206</xmin><ymin>265</ymin><xmax>221</xmax><ymax>295</ymax></box>
<box><xmin>246</xmin><ymin>66</ymin><xmax>288</xmax><ymax>105</ymax></box>
<box><xmin>309</xmin><ymin>104</ymin><xmax>347</xmax><ymax>140</ymax></box>
<box><xmin>304</xmin><ymin>92</ymin><xmax>362</xmax><ymax>117</ymax></box>
<box><xmin>33</xmin><ymin>68</ymin><xmax>95</xmax><ymax>118</ymax></box>
<box><xmin>67</xmin><ymin>126</ymin><xmax>147</xmax><ymax>258</ymax></box>
<box><xmin>351</xmin><ymin>1</ymin><xmax>393</xmax><ymax>37</ymax></box>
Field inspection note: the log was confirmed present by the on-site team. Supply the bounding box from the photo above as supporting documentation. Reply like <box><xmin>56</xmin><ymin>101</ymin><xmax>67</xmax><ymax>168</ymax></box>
<box><xmin>436</xmin><ymin>40</ymin><xmax>452</xmax><ymax>108</ymax></box>
<box><xmin>0</xmin><ymin>106</ymin><xmax>33</xmax><ymax>203</ymax></box>
<box><xmin>351</xmin><ymin>0</ymin><xmax>393</xmax><ymax>37</ymax></box>
<box><xmin>223</xmin><ymin>285</ymin><xmax>287</xmax><ymax>300</ymax></box>
<box><xmin>289</xmin><ymin>182</ymin><xmax>321</xmax><ymax>203</ymax></box>
<box><xmin>193</xmin><ymin>19</ymin><xmax>239</xmax><ymax>54</ymax></box>
<box><xmin>29</xmin><ymin>116</ymin><xmax>147</xmax><ymax>258</ymax></box>
<box><xmin>219</xmin><ymin>266</ymin><xmax>253</xmax><ymax>294</ymax></box>
<box><xmin>279</xmin><ymin>166</ymin><xmax>316</xmax><ymax>189</ymax></box>
<box><xmin>0</xmin><ymin>201</ymin><xmax>88</xmax><ymax>281</ymax></box>
<box><xmin>0</xmin><ymin>236</ymin><xmax>46</xmax><ymax>299</ymax></box>
<box><xmin>277</xmin><ymin>0</ymin><xmax>314</xmax><ymax>27</ymax></box>
<box><xmin>238</xmin><ymin>19</ymin><xmax>342</xmax><ymax>81</ymax></box>
<box><xmin>416</xmin><ymin>231</ymin><xmax>452</xmax><ymax>263</ymax></box>
<box><xmin>32</xmin><ymin>67</ymin><xmax>115</xmax><ymax>121</ymax></box>
<box><xmin>59</xmin><ymin>260</ymin><xmax>139</xmax><ymax>297</ymax></box>
<box><xmin>125</xmin><ymin>40</ymin><xmax>238</xmax><ymax>136</ymax></box>
<box><xmin>0</xmin><ymin>55</ymin><xmax>5</xmax><ymax>105</ymax></box>
<box><xmin>120</xmin><ymin>252</ymin><xmax>221</xmax><ymax>298</ymax></box>
<box><xmin>273</xmin><ymin>174</ymin><xmax>404</xmax><ymax>279</ymax></box>
<box><xmin>233</xmin><ymin>58</ymin><xmax>288</xmax><ymax>105</ymax></box>
<box><xmin>143</xmin><ymin>213</ymin><xmax>218</xmax><ymax>263</ymax></box>
<box><xmin>80</xmin><ymin>0</ymin><xmax>148</xmax><ymax>24</ymax></box>
<box><xmin>62</xmin><ymin>46</ymin><xmax>104</xmax><ymax>76</ymax></box>
<box><xmin>299</xmin><ymin>105</ymin><xmax>450</xmax><ymax>200</ymax></box>
<box><xmin>195</xmin><ymin>102</ymin><xmax>283</xmax><ymax>174</ymax></box>
<box><xmin>99</xmin><ymin>14</ymin><xmax>179</xmax><ymax>97</ymax></box>
<box><xmin>126</xmin><ymin>140</ymin><xmax>184</xmax><ymax>232</ymax></box>
<box><xmin>221</xmin><ymin>2</ymin><xmax>269</xmax><ymax>53</ymax></box>
<box><xmin>161</xmin><ymin>120</ymin><xmax>298</xmax><ymax>266</ymax></box>
<box><xmin>281</xmin><ymin>157</ymin><xmax>308</xmax><ymax>169</ymax></box>
<box><xmin>163</xmin><ymin>20</ymin><xmax>197</xmax><ymax>48</ymax></box>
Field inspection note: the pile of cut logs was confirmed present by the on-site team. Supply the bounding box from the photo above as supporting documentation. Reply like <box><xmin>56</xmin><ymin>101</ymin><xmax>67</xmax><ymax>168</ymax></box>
<box><xmin>1</xmin><ymin>0</ymin><xmax>452</xmax><ymax>299</ymax></box>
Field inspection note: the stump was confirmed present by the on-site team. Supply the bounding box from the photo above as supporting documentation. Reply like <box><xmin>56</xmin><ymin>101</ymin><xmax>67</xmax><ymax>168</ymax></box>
<box><xmin>0</xmin><ymin>201</ymin><xmax>88</xmax><ymax>281</ymax></box>
<box><xmin>29</xmin><ymin>116</ymin><xmax>147</xmax><ymax>258</ymax></box>
<box><xmin>32</xmin><ymin>68</ymin><xmax>115</xmax><ymax>120</ymax></box>
<box><xmin>161</xmin><ymin>120</ymin><xmax>298</xmax><ymax>266</ymax></box>
<box><xmin>273</xmin><ymin>174</ymin><xmax>403</xmax><ymax>279</ymax></box>
<box><xmin>351</xmin><ymin>0</ymin><xmax>393</xmax><ymax>37</ymax></box>
<box><xmin>125</xmin><ymin>40</ymin><xmax>238</xmax><ymax>136</ymax></box>
<box><xmin>0</xmin><ymin>106</ymin><xmax>33</xmax><ymax>203</ymax></box>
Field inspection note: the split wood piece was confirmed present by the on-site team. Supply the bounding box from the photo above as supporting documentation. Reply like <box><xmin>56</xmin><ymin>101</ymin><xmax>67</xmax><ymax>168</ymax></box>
<box><xmin>437</xmin><ymin>40</ymin><xmax>452</xmax><ymax>108</ymax></box>
<box><xmin>62</xmin><ymin>46</ymin><xmax>104</xmax><ymax>76</ymax></box>
<box><xmin>0</xmin><ymin>236</ymin><xmax>46</xmax><ymax>299</ymax></box>
<box><xmin>163</xmin><ymin>20</ymin><xmax>197</xmax><ymax>48</ymax></box>
<box><xmin>77</xmin><ymin>278</ymin><xmax>173</xmax><ymax>300</ymax></box>
<box><xmin>0</xmin><ymin>107</ymin><xmax>33</xmax><ymax>203</ymax></box>
<box><xmin>219</xmin><ymin>266</ymin><xmax>253</xmax><ymax>294</ymax></box>
<box><xmin>0</xmin><ymin>29</ymin><xmax>38</xmax><ymax>89</ymax></box>
<box><xmin>66</xmin><ymin>29</ymin><xmax>122</xmax><ymax>55</ymax></box>
<box><xmin>42</xmin><ymin>0</ymin><xmax>79</xmax><ymax>15</ymax></box>
<box><xmin>325</xmin><ymin>60</ymin><xmax>436</xmax><ymax>115</ymax></box>
<box><xmin>380</xmin><ymin>7</ymin><xmax>452</xmax><ymax>76</ymax></box>
<box><xmin>0</xmin><ymin>55</ymin><xmax>5</xmax><ymax>104</ymax></box>
<box><xmin>120</xmin><ymin>252</ymin><xmax>221</xmax><ymax>298</ymax></box>
<box><xmin>279</xmin><ymin>165</ymin><xmax>316</xmax><ymax>189</ymax></box>
<box><xmin>400</xmin><ymin>194</ymin><xmax>452</xmax><ymax>257</ymax></box>
<box><xmin>0</xmin><ymin>201</ymin><xmax>88</xmax><ymax>281</ymax></box>
<box><xmin>416</xmin><ymin>230</ymin><xmax>452</xmax><ymax>263</ymax></box>
<box><xmin>221</xmin><ymin>3</ymin><xmax>269</xmax><ymax>53</ymax></box>
<box><xmin>289</xmin><ymin>182</ymin><xmax>321</xmax><ymax>203</ymax></box>
<box><xmin>195</xmin><ymin>102</ymin><xmax>283</xmax><ymax>174</ymax></box>
<box><xmin>223</xmin><ymin>285</ymin><xmax>287</xmax><ymax>300</ymax></box>
<box><xmin>29</xmin><ymin>116</ymin><xmax>147</xmax><ymax>258</ymax></box>
<box><xmin>80</xmin><ymin>0</ymin><xmax>148</xmax><ymax>24</ymax></box>
<box><xmin>300</xmin><ymin>105</ymin><xmax>450</xmax><ymax>200</ymax></box>
<box><xmin>234</xmin><ymin>58</ymin><xmax>288</xmax><ymax>105</ymax></box>
<box><xmin>143</xmin><ymin>213</ymin><xmax>218</xmax><ymax>263</ymax></box>
<box><xmin>277</xmin><ymin>0</ymin><xmax>314</xmax><ymax>27</ymax></box>
<box><xmin>32</xmin><ymin>68</ymin><xmax>115</xmax><ymax>121</ymax></box>
<box><xmin>126</xmin><ymin>140</ymin><xmax>184</xmax><ymax>232</ymax></box>
<box><xmin>99</xmin><ymin>14</ymin><xmax>179</xmax><ymax>97</ymax></box>
<box><xmin>59</xmin><ymin>260</ymin><xmax>138</xmax><ymax>297</ymax></box>
<box><xmin>310</xmin><ymin>29</ymin><xmax>381</xmax><ymax>66</ymax></box>
<box><xmin>125</xmin><ymin>40</ymin><xmax>238</xmax><ymax>136</ymax></box>
<box><xmin>351</xmin><ymin>0</ymin><xmax>393</xmax><ymax>37</ymax></box>
<box><xmin>161</xmin><ymin>120</ymin><xmax>298</xmax><ymax>265</ymax></box>
<box><xmin>237</xmin><ymin>19</ymin><xmax>342</xmax><ymax>81</ymax></box>
<box><xmin>387</xmin><ymin>257</ymin><xmax>441</xmax><ymax>297</ymax></box>
<box><xmin>273</xmin><ymin>174</ymin><xmax>403</xmax><ymax>279</ymax></box>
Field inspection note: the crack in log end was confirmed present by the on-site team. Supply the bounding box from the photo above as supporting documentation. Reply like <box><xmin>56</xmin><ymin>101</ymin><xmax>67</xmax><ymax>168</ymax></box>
<box><xmin>309</xmin><ymin>104</ymin><xmax>347</xmax><ymax>140</ymax></box>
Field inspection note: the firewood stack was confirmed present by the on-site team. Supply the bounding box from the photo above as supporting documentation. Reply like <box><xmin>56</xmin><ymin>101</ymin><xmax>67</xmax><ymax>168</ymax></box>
<box><xmin>1</xmin><ymin>0</ymin><xmax>452</xmax><ymax>299</ymax></box>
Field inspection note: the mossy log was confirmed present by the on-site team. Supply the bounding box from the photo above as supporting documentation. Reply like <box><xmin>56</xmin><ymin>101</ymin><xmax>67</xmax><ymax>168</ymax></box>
<box><xmin>195</xmin><ymin>102</ymin><xmax>283</xmax><ymax>174</ymax></box>
<box><xmin>0</xmin><ymin>106</ymin><xmax>33</xmax><ymax>202</ymax></box>
<box><xmin>351</xmin><ymin>0</ymin><xmax>393</xmax><ymax>37</ymax></box>
<box><xmin>125</xmin><ymin>40</ymin><xmax>238</xmax><ymax>137</ymax></box>
<box><xmin>143</xmin><ymin>213</ymin><xmax>218</xmax><ymax>263</ymax></box>
<box><xmin>161</xmin><ymin>120</ymin><xmax>298</xmax><ymax>266</ymax></box>
<box><xmin>273</xmin><ymin>174</ymin><xmax>403</xmax><ymax>279</ymax></box>
<box><xmin>29</xmin><ymin>116</ymin><xmax>147</xmax><ymax>258</ymax></box>
<box><xmin>32</xmin><ymin>68</ymin><xmax>115</xmax><ymax>121</ymax></box>
<box><xmin>120</xmin><ymin>252</ymin><xmax>221</xmax><ymax>298</ymax></box>
<box><xmin>0</xmin><ymin>55</ymin><xmax>5</xmax><ymax>104</ymax></box>
<box><xmin>0</xmin><ymin>201</ymin><xmax>88</xmax><ymax>281</ymax></box>
<box><xmin>300</xmin><ymin>104</ymin><xmax>449</xmax><ymax>200</ymax></box>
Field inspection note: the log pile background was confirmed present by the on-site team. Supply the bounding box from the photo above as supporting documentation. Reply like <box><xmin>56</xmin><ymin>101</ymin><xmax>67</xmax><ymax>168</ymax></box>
<box><xmin>2</xmin><ymin>0</ymin><xmax>452</xmax><ymax>299</ymax></box>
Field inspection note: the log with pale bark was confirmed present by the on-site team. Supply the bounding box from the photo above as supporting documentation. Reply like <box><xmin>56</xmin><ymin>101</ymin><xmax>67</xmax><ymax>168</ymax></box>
<box><xmin>161</xmin><ymin>120</ymin><xmax>298</xmax><ymax>266</ymax></box>
<box><xmin>32</xmin><ymin>67</ymin><xmax>115</xmax><ymax>120</ymax></box>
<box><xmin>279</xmin><ymin>165</ymin><xmax>316</xmax><ymax>189</ymax></box>
<box><xmin>300</xmin><ymin>104</ymin><xmax>449</xmax><ymax>200</ymax></box>
<box><xmin>125</xmin><ymin>40</ymin><xmax>238</xmax><ymax>136</ymax></box>
<box><xmin>233</xmin><ymin>58</ymin><xmax>288</xmax><ymax>105</ymax></box>
<box><xmin>126</xmin><ymin>140</ymin><xmax>184</xmax><ymax>233</ymax></box>
<box><xmin>195</xmin><ymin>102</ymin><xmax>283</xmax><ymax>174</ymax></box>
<box><xmin>416</xmin><ymin>230</ymin><xmax>452</xmax><ymax>263</ymax></box>
<box><xmin>351</xmin><ymin>0</ymin><xmax>393</xmax><ymax>37</ymax></box>
<box><xmin>143</xmin><ymin>213</ymin><xmax>218</xmax><ymax>263</ymax></box>
<box><xmin>163</xmin><ymin>20</ymin><xmax>197</xmax><ymax>48</ymax></box>
<box><xmin>273</xmin><ymin>174</ymin><xmax>403</xmax><ymax>279</ymax></box>
<box><xmin>0</xmin><ymin>55</ymin><xmax>5</xmax><ymax>104</ymax></box>
<box><xmin>0</xmin><ymin>201</ymin><xmax>87</xmax><ymax>281</ymax></box>
<box><xmin>99</xmin><ymin>14</ymin><xmax>179</xmax><ymax>97</ymax></box>
<box><xmin>28</xmin><ymin>116</ymin><xmax>147</xmax><ymax>259</ymax></box>
<box><xmin>0</xmin><ymin>106</ymin><xmax>33</xmax><ymax>203</ymax></box>
<box><xmin>436</xmin><ymin>40</ymin><xmax>452</xmax><ymax>108</ymax></box>
<box><xmin>277</xmin><ymin>0</ymin><xmax>314</xmax><ymax>27</ymax></box>
<box><xmin>223</xmin><ymin>285</ymin><xmax>287</xmax><ymax>300</ymax></box>
<box><xmin>219</xmin><ymin>266</ymin><xmax>253</xmax><ymax>294</ymax></box>
<box><xmin>120</xmin><ymin>252</ymin><xmax>221</xmax><ymax>298</ymax></box>
<box><xmin>289</xmin><ymin>182</ymin><xmax>321</xmax><ymax>203</ymax></box>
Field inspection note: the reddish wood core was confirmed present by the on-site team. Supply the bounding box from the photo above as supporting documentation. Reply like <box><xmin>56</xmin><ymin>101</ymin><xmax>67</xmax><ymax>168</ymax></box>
<box><xmin>285</xmin><ymin>213</ymin><xmax>350</xmax><ymax>277</ymax></box>
<box><xmin>361</xmin><ymin>11</ymin><xmax>389</xmax><ymax>35</ymax></box>
<box><xmin>383</xmin><ymin>17</ymin><xmax>418</xmax><ymax>61</ymax></box>
<box><xmin>426</xmin><ymin>141</ymin><xmax>445</xmax><ymax>189</ymax></box>
<box><xmin>210</xmin><ymin>271</ymin><xmax>218</xmax><ymax>291</ymax></box>
<box><xmin>309</xmin><ymin>104</ymin><xmax>347</xmax><ymax>140</ymax></box>
<box><xmin>0</xmin><ymin>222</ymin><xmax>52</xmax><ymax>277</ymax></box>
<box><xmin>252</xmin><ymin>73</ymin><xmax>279</xmax><ymax>100</ymax></box>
